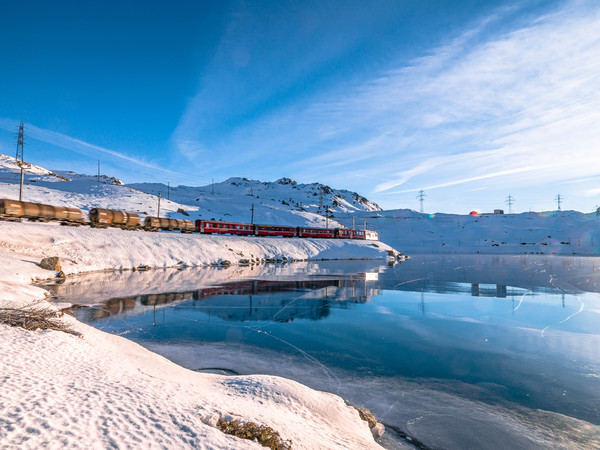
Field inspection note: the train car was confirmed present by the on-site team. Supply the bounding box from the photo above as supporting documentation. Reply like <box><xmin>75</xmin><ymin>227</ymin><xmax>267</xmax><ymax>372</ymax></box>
<box><xmin>348</xmin><ymin>229</ymin><xmax>378</xmax><ymax>240</ymax></box>
<box><xmin>335</xmin><ymin>228</ymin><xmax>353</xmax><ymax>239</ymax></box>
<box><xmin>297</xmin><ymin>227</ymin><xmax>335</xmax><ymax>239</ymax></box>
<box><xmin>89</xmin><ymin>208</ymin><xmax>140</xmax><ymax>229</ymax></box>
<box><xmin>364</xmin><ymin>230</ymin><xmax>378</xmax><ymax>240</ymax></box>
<box><xmin>195</xmin><ymin>219</ymin><xmax>254</xmax><ymax>235</ymax></box>
<box><xmin>255</xmin><ymin>224</ymin><xmax>296</xmax><ymax>237</ymax></box>
<box><xmin>144</xmin><ymin>217</ymin><xmax>195</xmax><ymax>233</ymax></box>
<box><xmin>0</xmin><ymin>199</ymin><xmax>25</xmax><ymax>221</ymax></box>
<box><xmin>0</xmin><ymin>199</ymin><xmax>84</xmax><ymax>224</ymax></box>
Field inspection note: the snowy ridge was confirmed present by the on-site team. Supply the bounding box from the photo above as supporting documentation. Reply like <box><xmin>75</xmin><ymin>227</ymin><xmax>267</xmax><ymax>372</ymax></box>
<box><xmin>127</xmin><ymin>176</ymin><xmax>381</xmax><ymax>225</ymax></box>
<box><xmin>336</xmin><ymin>209</ymin><xmax>600</xmax><ymax>256</ymax></box>
<box><xmin>0</xmin><ymin>153</ymin><xmax>67</xmax><ymax>179</ymax></box>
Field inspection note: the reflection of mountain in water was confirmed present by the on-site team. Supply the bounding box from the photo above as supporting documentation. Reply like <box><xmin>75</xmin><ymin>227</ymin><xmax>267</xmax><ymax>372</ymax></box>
<box><xmin>75</xmin><ymin>278</ymin><xmax>381</xmax><ymax>323</ymax></box>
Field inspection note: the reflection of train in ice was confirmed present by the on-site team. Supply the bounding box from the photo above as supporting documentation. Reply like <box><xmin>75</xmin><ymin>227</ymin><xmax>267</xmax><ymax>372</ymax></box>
<box><xmin>75</xmin><ymin>278</ymin><xmax>381</xmax><ymax>323</ymax></box>
<box><xmin>0</xmin><ymin>199</ymin><xmax>378</xmax><ymax>240</ymax></box>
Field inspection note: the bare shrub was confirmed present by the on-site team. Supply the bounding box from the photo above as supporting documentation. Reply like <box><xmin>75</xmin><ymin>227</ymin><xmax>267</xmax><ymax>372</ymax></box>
<box><xmin>0</xmin><ymin>301</ymin><xmax>80</xmax><ymax>336</ymax></box>
<box><xmin>217</xmin><ymin>418</ymin><xmax>292</xmax><ymax>450</ymax></box>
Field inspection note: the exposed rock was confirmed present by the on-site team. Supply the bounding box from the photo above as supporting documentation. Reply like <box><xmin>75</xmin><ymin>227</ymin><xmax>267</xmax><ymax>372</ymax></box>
<box><xmin>220</xmin><ymin>260</ymin><xmax>232</xmax><ymax>266</ymax></box>
<box><xmin>177</xmin><ymin>208</ymin><xmax>189</xmax><ymax>216</ymax></box>
<box><xmin>354</xmin><ymin>407</ymin><xmax>385</xmax><ymax>438</ymax></box>
<box><xmin>40</xmin><ymin>257</ymin><xmax>61</xmax><ymax>271</ymax></box>
<box><xmin>276</xmin><ymin>177</ymin><xmax>297</xmax><ymax>185</ymax></box>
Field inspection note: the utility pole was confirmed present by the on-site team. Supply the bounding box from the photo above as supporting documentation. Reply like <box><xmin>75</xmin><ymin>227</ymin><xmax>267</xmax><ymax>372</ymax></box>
<box><xmin>16</xmin><ymin>121</ymin><xmax>25</xmax><ymax>200</ymax></box>
<box><xmin>157</xmin><ymin>192</ymin><xmax>161</xmax><ymax>217</ymax></box>
<box><xmin>19</xmin><ymin>166</ymin><xmax>24</xmax><ymax>201</ymax></box>
<box><xmin>417</xmin><ymin>190</ymin><xmax>426</xmax><ymax>213</ymax></box>
<box><xmin>250</xmin><ymin>204</ymin><xmax>254</xmax><ymax>224</ymax></box>
<box><xmin>318</xmin><ymin>187</ymin><xmax>324</xmax><ymax>212</ymax></box>
<box><xmin>212</xmin><ymin>178</ymin><xmax>214</xmax><ymax>196</ymax></box>
<box><xmin>352</xmin><ymin>216</ymin><xmax>355</xmax><ymax>230</ymax></box>
<box><xmin>167</xmin><ymin>182</ymin><xmax>170</xmax><ymax>200</ymax></box>
<box><xmin>97</xmin><ymin>160</ymin><xmax>100</xmax><ymax>183</ymax></box>
<box><xmin>364</xmin><ymin>219</ymin><xmax>366</xmax><ymax>230</ymax></box>
<box><xmin>15</xmin><ymin>121</ymin><xmax>24</xmax><ymax>162</ymax></box>
<box><xmin>325</xmin><ymin>205</ymin><xmax>329</xmax><ymax>228</ymax></box>
<box><xmin>506</xmin><ymin>194</ymin><xmax>515</xmax><ymax>214</ymax></box>
<box><xmin>555</xmin><ymin>194</ymin><xmax>563</xmax><ymax>211</ymax></box>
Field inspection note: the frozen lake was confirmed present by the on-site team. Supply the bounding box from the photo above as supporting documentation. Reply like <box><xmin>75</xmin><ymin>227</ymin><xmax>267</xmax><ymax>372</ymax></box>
<box><xmin>51</xmin><ymin>256</ymin><xmax>600</xmax><ymax>449</ymax></box>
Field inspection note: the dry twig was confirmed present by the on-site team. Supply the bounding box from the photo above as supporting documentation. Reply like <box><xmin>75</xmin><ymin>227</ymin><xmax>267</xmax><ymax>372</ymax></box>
<box><xmin>0</xmin><ymin>301</ymin><xmax>80</xmax><ymax>336</ymax></box>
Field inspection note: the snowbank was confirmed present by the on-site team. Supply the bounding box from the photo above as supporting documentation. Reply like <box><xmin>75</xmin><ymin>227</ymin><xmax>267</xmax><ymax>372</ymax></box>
<box><xmin>0</xmin><ymin>221</ymin><xmax>394</xmax><ymax>449</ymax></box>
<box><xmin>0</xmin><ymin>221</ymin><xmax>397</xmax><ymax>298</ymax></box>
<box><xmin>0</xmin><ymin>319</ymin><xmax>380</xmax><ymax>449</ymax></box>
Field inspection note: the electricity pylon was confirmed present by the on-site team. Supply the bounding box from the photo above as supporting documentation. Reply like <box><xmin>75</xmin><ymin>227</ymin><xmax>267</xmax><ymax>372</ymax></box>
<box><xmin>505</xmin><ymin>194</ymin><xmax>515</xmax><ymax>214</ymax></box>
<box><xmin>417</xmin><ymin>190</ymin><xmax>426</xmax><ymax>213</ymax></box>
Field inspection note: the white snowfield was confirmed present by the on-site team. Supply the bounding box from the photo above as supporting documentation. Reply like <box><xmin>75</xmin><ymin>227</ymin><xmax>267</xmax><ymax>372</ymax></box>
<box><xmin>0</xmin><ymin>320</ymin><xmax>380</xmax><ymax>449</ymax></box>
<box><xmin>0</xmin><ymin>220</ymin><xmax>395</xmax><ymax>449</ymax></box>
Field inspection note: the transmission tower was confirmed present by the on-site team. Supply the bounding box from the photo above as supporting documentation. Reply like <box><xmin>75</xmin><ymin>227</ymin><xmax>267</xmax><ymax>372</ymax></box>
<box><xmin>505</xmin><ymin>194</ymin><xmax>515</xmax><ymax>214</ymax></box>
<box><xmin>417</xmin><ymin>190</ymin><xmax>426</xmax><ymax>213</ymax></box>
<box><xmin>15</xmin><ymin>121</ymin><xmax>24</xmax><ymax>163</ymax></box>
<box><xmin>555</xmin><ymin>194</ymin><xmax>563</xmax><ymax>211</ymax></box>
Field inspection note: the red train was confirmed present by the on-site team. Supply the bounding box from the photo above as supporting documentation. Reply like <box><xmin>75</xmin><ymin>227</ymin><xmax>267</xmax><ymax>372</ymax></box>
<box><xmin>195</xmin><ymin>220</ymin><xmax>378</xmax><ymax>240</ymax></box>
<box><xmin>0</xmin><ymin>199</ymin><xmax>378</xmax><ymax>240</ymax></box>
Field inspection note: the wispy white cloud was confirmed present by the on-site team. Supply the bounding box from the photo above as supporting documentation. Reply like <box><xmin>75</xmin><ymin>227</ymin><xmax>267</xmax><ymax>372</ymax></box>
<box><xmin>172</xmin><ymin>0</ymin><xmax>600</xmax><ymax>211</ymax></box>
<box><xmin>0</xmin><ymin>118</ymin><xmax>175</xmax><ymax>175</ymax></box>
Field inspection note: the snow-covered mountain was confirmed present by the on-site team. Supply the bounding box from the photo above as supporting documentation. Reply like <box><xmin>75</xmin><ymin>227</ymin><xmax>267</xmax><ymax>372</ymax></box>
<box><xmin>0</xmin><ymin>154</ymin><xmax>377</xmax><ymax>228</ymax></box>
<box><xmin>127</xmin><ymin>176</ymin><xmax>380</xmax><ymax>225</ymax></box>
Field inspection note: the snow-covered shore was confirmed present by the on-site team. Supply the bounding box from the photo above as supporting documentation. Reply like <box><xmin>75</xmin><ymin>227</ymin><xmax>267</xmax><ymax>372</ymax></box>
<box><xmin>0</xmin><ymin>221</ymin><xmax>397</xmax><ymax>449</ymax></box>
<box><xmin>0</xmin><ymin>220</ymin><xmax>399</xmax><ymax>301</ymax></box>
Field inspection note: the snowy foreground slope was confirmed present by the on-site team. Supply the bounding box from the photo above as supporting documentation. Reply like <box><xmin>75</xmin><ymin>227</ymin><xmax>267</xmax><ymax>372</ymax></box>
<box><xmin>0</xmin><ymin>222</ymin><xmax>391</xmax><ymax>448</ymax></box>
<box><xmin>0</xmin><ymin>221</ymin><xmax>395</xmax><ymax>449</ymax></box>
<box><xmin>0</xmin><ymin>317</ymin><xmax>380</xmax><ymax>449</ymax></box>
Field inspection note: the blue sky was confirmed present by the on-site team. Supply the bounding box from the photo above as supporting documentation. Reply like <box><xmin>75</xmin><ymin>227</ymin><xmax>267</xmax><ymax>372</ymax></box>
<box><xmin>1</xmin><ymin>0</ymin><xmax>599</xmax><ymax>213</ymax></box>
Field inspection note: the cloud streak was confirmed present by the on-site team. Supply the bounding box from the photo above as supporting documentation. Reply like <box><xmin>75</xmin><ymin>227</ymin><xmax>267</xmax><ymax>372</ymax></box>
<box><xmin>0</xmin><ymin>118</ymin><xmax>176</xmax><ymax>175</ymax></box>
<box><xmin>172</xmin><ymin>0</ymin><xmax>600</xmax><ymax>211</ymax></box>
